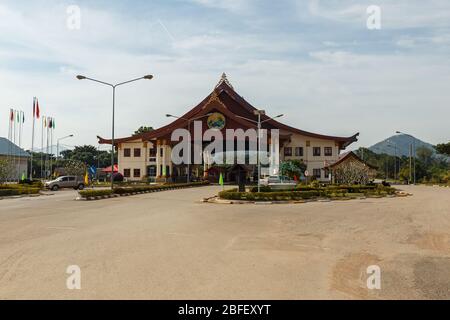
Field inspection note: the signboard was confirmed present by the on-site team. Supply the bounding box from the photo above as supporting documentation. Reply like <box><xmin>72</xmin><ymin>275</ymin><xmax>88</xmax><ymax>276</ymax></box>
<box><xmin>304</xmin><ymin>170</ymin><xmax>309</xmax><ymax>177</ymax></box>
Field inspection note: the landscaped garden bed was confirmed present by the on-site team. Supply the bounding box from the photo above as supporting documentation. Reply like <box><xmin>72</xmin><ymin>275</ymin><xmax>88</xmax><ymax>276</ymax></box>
<box><xmin>0</xmin><ymin>183</ymin><xmax>42</xmax><ymax>199</ymax></box>
<box><xmin>217</xmin><ymin>184</ymin><xmax>400</xmax><ymax>204</ymax></box>
<box><xmin>78</xmin><ymin>181</ymin><xmax>210</xmax><ymax>200</ymax></box>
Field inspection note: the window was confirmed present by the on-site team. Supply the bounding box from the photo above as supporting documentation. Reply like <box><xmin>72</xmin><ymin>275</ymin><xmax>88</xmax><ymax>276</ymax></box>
<box><xmin>134</xmin><ymin>148</ymin><xmax>141</xmax><ymax>157</ymax></box>
<box><xmin>324</xmin><ymin>168</ymin><xmax>330</xmax><ymax>179</ymax></box>
<box><xmin>124</xmin><ymin>169</ymin><xmax>131</xmax><ymax>178</ymax></box>
<box><xmin>324</xmin><ymin>147</ymin><xmax>333</xmax><ymax>157</ymax></box>
<box><xmin>313</xmin><ymin>147</ymin><xmax>321</xmax><ymax>157</ymax></box>
<box><xmin>149</xmin><ymin>148</ymin><xmax>156</xmax><ymax>157</ymax></box>
<box><xmin>160</xmin><ymin>148</ymin><xmax>164</xmax><ymax>157</ymax></box>
<box><xmin>295</xmin><ymin>147</ymin><xmax>304</xmax><ymax>157</ymax></box>
<box><xmin>124</xmin><ymin>148</ymin><xmax>131</xmax><ymax>157</ymax></box>
<box><xmin>313</xmin><ymin>169</ymin><xmax>322</xmax><ymax>179</ymax></box>
<box><xmin>133</xmin><ymin>169</ymin><xmax>141</xmax><ymax>178</ymax></box>
<box><xmin>284</xmin><ymin>147</ymin><xmax>292</xmax><ymax>157</ymax></box>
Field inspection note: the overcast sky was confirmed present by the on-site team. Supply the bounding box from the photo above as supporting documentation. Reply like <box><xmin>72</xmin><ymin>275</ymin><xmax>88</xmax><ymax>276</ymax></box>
<box><xmin>1</xmin><ymin>0</ymin><xmax>449</xmax><ymax>151</ymax></box>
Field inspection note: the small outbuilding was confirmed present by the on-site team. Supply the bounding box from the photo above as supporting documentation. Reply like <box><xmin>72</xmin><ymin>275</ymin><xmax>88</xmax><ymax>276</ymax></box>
<box><xmin>325</xmin><ymin>151</ymin><xmax>378</xmax><ymax>185</ymax></box>
<box><xmin>0</xmin><ymin>137</ymin><xmax>30</xmax><ymax>181</ymax></box>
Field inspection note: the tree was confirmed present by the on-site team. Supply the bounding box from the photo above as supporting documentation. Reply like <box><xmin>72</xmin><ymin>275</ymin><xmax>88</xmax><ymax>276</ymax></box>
<box><xmin>63</xmin><ymin>160</ymin><xmax>86</xmax><ymax>176</ymax></box>
<box><xmin>60</xmin><ymin>145</ymin><xmax>116</xmax><ymax>168</ymax></box>
<box><xmin>0</xmin><ymin>158</ymin><xmax>13</xmax><ymax>183</ymax></box>
<box><xmin>280</xmin><ymin>160</ymin><xmax>307</xmax><ymax>179</ymax></box>
<box><xmin>334</xmin><ymin>161</ymin><xmax>371</xmax><ymax>185</ymax></box>
<box><xmin>416</xmin><ymin>146</ymin><xmax>434</xmax><ymax>167</ymax></box>
<box><xmin>134</xmin><ymin>126</ymin><xmax>154</xmax><ymax>136</ymax></box>
<box><xmin>436</xmin><ymin>142</ymin><xmax>450</xmax><ymax>156</ymax></box>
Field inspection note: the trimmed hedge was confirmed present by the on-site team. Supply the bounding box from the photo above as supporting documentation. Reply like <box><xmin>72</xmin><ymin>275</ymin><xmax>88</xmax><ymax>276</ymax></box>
<box><xmin>78</xmin><ymin>190</ymin><xmax>114</xmax><ymax>199</ymax></box>
<box><xmin>220</xmin><ymin>190</ymin><xmax>322</xmax><ymax>201</ymax></box>
<box><xmin>219</xmin><ymin>184</ymin><xmax>396</xmax><ymax>202</ymax></box>
<box><xmin>0</xmin><ymin>188</ymin><xmax>40</xmax><ymax>197</ymax></box>
<box><xmin>78</xmin><ymin>181</ymin><xmax>210</xmax><ymax>199</ymax></box>
<box><xmin>113</xmin><ymin>181</ymin><xmax>209</xmax><ymax>195</ymax></box>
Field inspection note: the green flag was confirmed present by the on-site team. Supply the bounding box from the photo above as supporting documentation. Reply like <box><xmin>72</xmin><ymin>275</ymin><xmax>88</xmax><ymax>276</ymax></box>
<box><xmin>219</xmin><ymin>173</ymin><xmax>224</xmax><ymax>187</ymax></box>
<box><xmin>21</xmin><ymin>172</ymin><xmax>26</xmax><ymax>181</ymax></box>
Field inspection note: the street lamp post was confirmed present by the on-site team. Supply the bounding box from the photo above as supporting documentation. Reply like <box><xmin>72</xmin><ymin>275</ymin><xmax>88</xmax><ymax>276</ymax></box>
<box><xmin>385</xmin><ymin>141</ymin><xmax>398</xmax><ymax>182</ymax></box>
<box><xmin>396</xmin><ymin>131</ymin><xmax>416</xmax><ymax>184</ymax></box>
<box><xmin>236</xmin><ymin>111</ymin><xmax>284</xmax><ymax>193</ymax></box>
<box><xmin>57</xmin><ymin>135</ymin><xmax>74</xmax><ymax>159</ymax></box>
<box><xmin>77</xmin><ymin>74</ymin><xmax>154</xmax><ymax>190</ymax></box>
<box><xmin>166</xmin><ymin>113</ymin><xmax>213</xmax><ymax>183</ymax></box>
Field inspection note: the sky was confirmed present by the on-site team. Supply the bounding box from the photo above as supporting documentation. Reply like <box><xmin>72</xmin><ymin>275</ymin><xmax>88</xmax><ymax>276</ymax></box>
<box><xmin>0</xmin><ymin>0</ymin><xmax>449</xmax><ymax>151</ymax></box>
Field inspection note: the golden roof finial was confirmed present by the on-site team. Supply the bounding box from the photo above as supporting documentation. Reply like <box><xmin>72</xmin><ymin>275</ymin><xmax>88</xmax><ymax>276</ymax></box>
<box><xmin>215</xmin><ymin>72</ymin><xmax>234</xmax><ymax>90</ymax></box>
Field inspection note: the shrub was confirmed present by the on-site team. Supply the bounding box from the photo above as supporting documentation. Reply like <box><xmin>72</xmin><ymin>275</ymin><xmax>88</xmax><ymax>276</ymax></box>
<box><xmin>0</xmin><ymin>188</ymin><xmax>40</xmax><ymax>197</ymax></box>
<box><xmin>219</xmin><ymin>183</ymin><xmax>396</xmax><ymax>202</ymax></box>
<box><xmin>79</xmin><ymin>190</ymin><xmax>113</xmax><ymax>198</ymax></box>
<box><xmin>112</xmin><ymin>181</ymin><xmax>210</xmax><ymax>196</ymax></box>
<box><xmin>250</xmin><ymin>185</ymin><xmax>272</xmax><ymax>193</ymax></box>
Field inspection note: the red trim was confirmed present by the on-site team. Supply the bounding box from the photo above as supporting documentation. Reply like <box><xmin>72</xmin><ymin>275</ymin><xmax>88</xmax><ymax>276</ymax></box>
<box><xmin>98</xmin><ymin>79</ymin><xmax>359</xmax><ymax>149</ymax></box>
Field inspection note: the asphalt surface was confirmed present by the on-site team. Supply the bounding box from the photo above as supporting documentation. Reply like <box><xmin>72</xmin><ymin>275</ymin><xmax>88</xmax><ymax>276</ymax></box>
<box><xmin>0</xmin><ymin>185</ymin><xmax>449</xmax><ymax>300</ymax></box>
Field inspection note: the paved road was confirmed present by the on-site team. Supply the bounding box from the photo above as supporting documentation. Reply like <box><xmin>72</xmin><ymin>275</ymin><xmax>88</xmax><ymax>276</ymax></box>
<box><xmin>0</xmin><ymin>185</ymin><xmax>449</xmax><ymax>299</ymax></box>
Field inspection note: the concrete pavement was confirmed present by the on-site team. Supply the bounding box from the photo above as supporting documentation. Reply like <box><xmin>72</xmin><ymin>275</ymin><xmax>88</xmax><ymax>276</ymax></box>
<box><xmin>0</xmin><ymin>185</ymin><xmax>449</xmax><ymax>299</ymax></box>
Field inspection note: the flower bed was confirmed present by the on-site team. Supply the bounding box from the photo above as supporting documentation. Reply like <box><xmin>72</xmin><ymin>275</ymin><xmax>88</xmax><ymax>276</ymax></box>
<box><xmin>219</xmin><ymin>184</ymin><xmax>396</xmax><ymax>202</ymax></box>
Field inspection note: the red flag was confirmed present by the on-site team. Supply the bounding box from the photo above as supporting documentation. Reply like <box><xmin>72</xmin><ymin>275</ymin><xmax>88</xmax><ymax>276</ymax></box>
<box><xmin>10</xmin><ymin>109</ymin><xmax>14</xmax><ymax>121</ymax></box>
<box><xmin>36</xmin><ymin>99</ymin><xmax>40</xmax><ymax>119</ymax></box>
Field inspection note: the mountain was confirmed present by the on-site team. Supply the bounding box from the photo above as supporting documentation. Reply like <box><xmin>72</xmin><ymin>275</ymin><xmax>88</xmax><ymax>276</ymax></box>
<box><xmin>32</xmin><ymin>144</ymin><xmax>73</xmax><ymax>156</ymax></box>
<box><xmin>369</xmin><ymin>134</ymin><xmax>436</xmax><ymax>158</ymax></box>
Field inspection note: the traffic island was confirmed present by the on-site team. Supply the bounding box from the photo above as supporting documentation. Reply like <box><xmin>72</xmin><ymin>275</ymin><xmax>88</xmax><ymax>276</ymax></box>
<box><xmin>207</xmin><ymin>185</ymin><xmax>411</xmax><ymax>205</ymax></box>
<box><xmin>76</xmin><ymin>181</ymin><xmax>210</xmax><ymax>201</ymax></box>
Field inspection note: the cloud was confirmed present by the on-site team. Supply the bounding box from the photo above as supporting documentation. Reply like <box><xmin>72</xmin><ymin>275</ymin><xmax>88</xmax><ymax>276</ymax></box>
<box><xmin>0</xmin><ymin>0</ymin><xmax>449</xmax><ymax>152</ymax></box>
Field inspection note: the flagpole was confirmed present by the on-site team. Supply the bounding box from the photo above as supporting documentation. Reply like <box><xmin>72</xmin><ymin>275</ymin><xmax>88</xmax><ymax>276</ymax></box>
<box><xmin>46</xmin><ymin>119</ymin><xmax>49</xmax><ymax>179</ymax></box>
<box><xmin>7</xmin><ymin>110</ymin><xmax>12</xmax><ymax>182</ymax></box>
<box><xmin>19</xmin><ymin>111</ymin><xmax>23</xmax><ymax>180</ymax></box>
<box><xmin>41</xmin><ymin>116</ymin><xmax>44</xmax><ymax>179</ymax></box>
<box><xmin>13</xmin><ymin>110</ymin><xmax>17</xmax><ymax>182</ymax></box>
<box><xmin>31</xmin><ymin>98</ymin><xmax>35</xmax><ymax>180</ymax></box>
<box><xmin>50</xmin><ymin>120</ymin><xmax>54</xmax><ymax>178</ymax></box>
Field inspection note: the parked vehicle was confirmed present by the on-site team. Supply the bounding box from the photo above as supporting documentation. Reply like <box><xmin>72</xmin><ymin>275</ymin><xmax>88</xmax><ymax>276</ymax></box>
<box><xmin>45</xmin><ymin>176</ymin><xmax>85</xmax><ymax>191</ymax></box>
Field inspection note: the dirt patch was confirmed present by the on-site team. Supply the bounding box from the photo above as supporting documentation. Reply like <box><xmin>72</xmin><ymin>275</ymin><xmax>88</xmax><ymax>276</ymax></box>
<box><xmin>228</xmin><ymin>233</ymin><xmax>327</xmax><ymax>252</ymax></box>
<box><xmin>331</xmin><ymin>253</ymin><xmax>382</xmax><ymax>299</ymax></box>
<box><xmin>414</xmin><ymin>257</ymin><xmax>450</xmax><ymax>299</ymax></box>
<box><xmin>407</xmin><ymin>232</ymin><xmax>450</xmax><ymax>252</ymax></box>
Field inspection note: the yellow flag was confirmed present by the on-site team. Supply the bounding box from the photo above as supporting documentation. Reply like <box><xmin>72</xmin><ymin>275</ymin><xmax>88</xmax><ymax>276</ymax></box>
<box><xmin>84</xmin><ymin>172</ymin><xmax>89</xmax><ymax>185</ymax></box>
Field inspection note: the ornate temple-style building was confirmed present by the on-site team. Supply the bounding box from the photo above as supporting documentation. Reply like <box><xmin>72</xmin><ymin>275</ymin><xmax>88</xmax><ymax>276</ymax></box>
<box><xmin>98</xmin><ymin>74</ymin><xmax>359</xmax><ymax>182</ymax></box>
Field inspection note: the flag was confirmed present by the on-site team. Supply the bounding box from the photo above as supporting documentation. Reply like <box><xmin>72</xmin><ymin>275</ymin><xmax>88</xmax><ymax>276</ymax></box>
<box><xmin>10</xmin><ymin>109</ymin><xmax>14</xmax><ymax>122</ymax></box>
<box><xmin>35</xmin><ymin>99</ymin><xmax>40</xmax><ymax>119</ymax></box>
<box><xmin>84</xmin><ymin>172</ymin><xmax>89</xmax><ymax>185</ymax></box>
<box><xmin>16</xmin><ymin>110</ymin><xmax>20</xmax><ymax>123</ymax></box>
<box><xmin>219</xmin><ymin>173</ymin><xmax>224</xmax><ymax>188</ymax></box>
<box><xmin>22</xmin><ymin>112</ymin><xmax>25</xmax><ymax>123</ymax></box>
<box><xmin>89</xmin><ymin>166</ymin><xmax>96</xmax><ymax>176</ymax></box>
<box><xmin>21</xmin><ymin>172</ymin><xmax>26</xmax><ymax>181</ymax></box>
